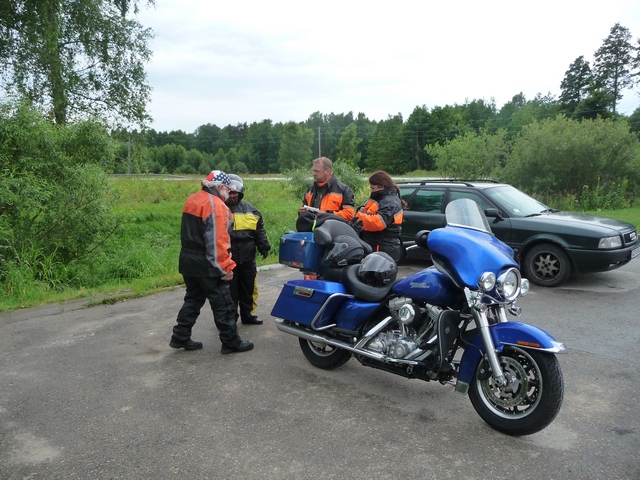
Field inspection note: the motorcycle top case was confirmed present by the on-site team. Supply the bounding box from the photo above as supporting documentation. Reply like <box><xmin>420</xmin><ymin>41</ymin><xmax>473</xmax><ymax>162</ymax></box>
<box><xmin>271</xmin><ymin>279</ymin><xmax>350</xmax><ymax>328</ymax></box>
<box><xmin>279</xmin><ymin>231</ymin><xmax>325</xmax><ymax>271</ymax></box>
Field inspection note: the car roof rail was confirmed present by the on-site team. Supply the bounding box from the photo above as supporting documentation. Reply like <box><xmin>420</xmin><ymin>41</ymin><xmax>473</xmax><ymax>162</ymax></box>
<box><xmin>396</xmin><ymin>178</ymin><xmax>501</xmax><ymax>187</ymax></box>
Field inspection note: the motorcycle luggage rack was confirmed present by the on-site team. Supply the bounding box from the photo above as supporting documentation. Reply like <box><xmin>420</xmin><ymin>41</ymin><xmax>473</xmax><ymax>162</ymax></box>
<box><xmin>310</xmin><ymin>293</ymin><xmax>353</xmax><ymax>331</ymax></box>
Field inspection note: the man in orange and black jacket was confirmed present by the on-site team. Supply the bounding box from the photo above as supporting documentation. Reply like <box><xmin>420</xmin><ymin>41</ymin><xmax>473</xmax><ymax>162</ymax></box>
<box><xmin>169</xmin><ymin>170</ymin><xmax>254</xmax><ymax>355</ymax></box>
<box><xmin>297</xmin><ymin>157</ymin><xmax>355</xmax><ymax>222</ymax></box>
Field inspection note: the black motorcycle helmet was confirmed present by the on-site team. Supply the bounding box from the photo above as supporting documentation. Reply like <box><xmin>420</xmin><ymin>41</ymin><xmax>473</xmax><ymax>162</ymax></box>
<box><xmin>228</xmin><ymin>174</ymin><xmax>245</xmax><ymax>199</ymax></box>
<box><xmin>324</xmin><ymin>235</ymin><xmax>365</xmax><ymax>267</ymax></box>
<box><xmin>358</xmin><ymin>252</ymin><xmax>398</xmax><ymax>286</ymax></box>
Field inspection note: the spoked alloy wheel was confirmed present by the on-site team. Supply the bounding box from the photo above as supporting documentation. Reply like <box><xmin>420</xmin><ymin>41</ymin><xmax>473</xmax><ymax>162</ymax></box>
<box><xmin>468</xmin><ymin>346</ymin><xmax>564</xmax><ymax>436</ymax></box>
<box><xmin>299</xmin><ymin>338</ymin><xmax>352</xmax><ymax>370</ymax></box>
<box><xmin>523</xmin><ymin>243</ymin><xmax>571</xmax><ymax>287</ymax></box>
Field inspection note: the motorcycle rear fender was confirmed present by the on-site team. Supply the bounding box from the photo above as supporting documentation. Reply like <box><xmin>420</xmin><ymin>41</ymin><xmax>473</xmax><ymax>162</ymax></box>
<box><xmin>456</xmin><ymin>322</ymin><xmax>566</xmax><ymax>394</ymax></box>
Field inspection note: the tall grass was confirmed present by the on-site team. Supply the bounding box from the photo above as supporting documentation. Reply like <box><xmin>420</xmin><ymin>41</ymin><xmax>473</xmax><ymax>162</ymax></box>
<box><xmin>0</xmin><ymin>176</ymin><xmax>301</xmax><ymax>312</ymax></box>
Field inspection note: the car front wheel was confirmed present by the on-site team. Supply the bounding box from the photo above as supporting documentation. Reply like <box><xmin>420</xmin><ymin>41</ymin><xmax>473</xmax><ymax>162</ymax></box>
<box><xmin>522</xmin><ymin>243</ymin><xmax>571</xmax><ymax>287</ymax></box>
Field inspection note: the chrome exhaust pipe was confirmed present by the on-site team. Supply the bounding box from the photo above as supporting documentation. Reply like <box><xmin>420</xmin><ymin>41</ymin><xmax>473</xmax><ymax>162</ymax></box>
<box><xmin>275</xmin><ymin>319</ymin><xmax>420</xmax><ymax>365</ymax></box>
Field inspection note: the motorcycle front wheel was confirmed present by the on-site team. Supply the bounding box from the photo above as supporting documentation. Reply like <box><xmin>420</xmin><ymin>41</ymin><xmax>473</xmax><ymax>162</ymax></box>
<box><xmin>299</xmin><ymin>338</ymin><xmax>352</xmax><ymax>370</ymax></box>
<box><xmin>468</xmin><ymin>346</ymin><xmax>564</xmax><ymax>436</ymax></box>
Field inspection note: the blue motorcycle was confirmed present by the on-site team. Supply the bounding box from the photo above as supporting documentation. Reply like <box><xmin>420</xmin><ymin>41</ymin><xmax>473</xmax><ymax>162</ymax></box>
<box><xmin>272</xmin><ymin>198</ymin><xmax>565</xmax><ymax>435</ymax></box>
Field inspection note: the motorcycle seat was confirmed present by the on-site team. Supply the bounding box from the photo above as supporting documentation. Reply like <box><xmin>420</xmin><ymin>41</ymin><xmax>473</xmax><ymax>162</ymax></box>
<box><xmin>313</xmin><ymin>219</ymin><xmax>373</xmax><ymax>255</ymax></box>
<box><xmin>343</xmin><ymin>264</ymin><xmax>393</xmax><ymax>302</ymax></box>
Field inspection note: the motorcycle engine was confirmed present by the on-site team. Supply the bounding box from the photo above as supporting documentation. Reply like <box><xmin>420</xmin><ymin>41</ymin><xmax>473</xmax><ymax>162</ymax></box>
<box><xmin>366</xmin><ymin>297</ymin><xmax>427</xmax><ymax>359</ymax></box>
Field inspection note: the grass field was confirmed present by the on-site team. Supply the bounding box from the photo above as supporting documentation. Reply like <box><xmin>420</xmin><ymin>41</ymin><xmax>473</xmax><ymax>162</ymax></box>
<box><xmin>0</xmin><ymin>177</ymin><xmax>303</xmax><ymax>311</ymax></box>
<box><xmin>1</xmin><ymin>175</ymin><xmax>639</xmax><ymax>312</ymax></box>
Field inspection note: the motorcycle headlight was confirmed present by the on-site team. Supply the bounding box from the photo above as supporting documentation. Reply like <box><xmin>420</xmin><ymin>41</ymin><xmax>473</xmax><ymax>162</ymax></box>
<box><xmin>478</xmin><ymin>272</ymin><xmax>496</xmax><ymax>292</ymax></box>
<box><xmin>497</xmin><ymin>268</ymin><xmax>521</xmax><ymax>301</ymax></box>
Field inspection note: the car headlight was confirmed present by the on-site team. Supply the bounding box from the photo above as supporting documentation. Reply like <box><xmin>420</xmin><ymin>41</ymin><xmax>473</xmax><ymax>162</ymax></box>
<box><xmin>478</xmin><ymin>272</ymin><xmax>496</xmax><ymax>291</ymax></box>
<box><xmin>598</xmin><ymin>235</ymin><xmax>622</xmax><ymax>249</ymax></box>
<box><xmin>497</xmin><ymin>268</ymin><xmax>521</xmax><ymax>301</ymax></box>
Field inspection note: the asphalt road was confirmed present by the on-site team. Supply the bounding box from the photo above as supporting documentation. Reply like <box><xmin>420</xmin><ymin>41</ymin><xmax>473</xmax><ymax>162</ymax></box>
<box><xmin>1</xmin><ymin>257</ymin><xmax>639</xmax><ymax>479</ymax></box>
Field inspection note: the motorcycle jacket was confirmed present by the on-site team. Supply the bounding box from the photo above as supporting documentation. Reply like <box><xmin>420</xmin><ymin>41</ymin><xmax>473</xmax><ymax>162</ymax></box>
<box><xmin>354</xmin><ymin>188</ymin><xmax>403</xmax><ymax>256</ymax></box>
<box><xmin>227</xmin><ymin>200</ymin><xmax>271</xmax><ymax>264</ymax></box>
<box><xmin>178</xmin><ymin>186</ymin><xmax>236</xmax><ymax>278</ymax></box>
<box><xmin>303</xmin><ymin>174</ymin><xmax>355</xmax><ymax>222</ymax></box>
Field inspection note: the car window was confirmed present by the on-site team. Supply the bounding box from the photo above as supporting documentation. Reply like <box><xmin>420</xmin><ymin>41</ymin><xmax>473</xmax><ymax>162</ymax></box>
<box><xmin>399</xmin><ymin>187</ymin><xmax>416</xmax><ymax>207</ymax></box>
<box><xmin>449</xmin><ymin>190</ymin><xmax>493</xmax><ymax>212</ymax></box>
<box><xmin>483</xmin><ymin>185</ymin><xmax>549</xmax><ymax>217</ymax></box>
<box><xmin>406</xmin><ymin>188</ymin><xmax>445</xmax><ymax>213</ymax></box>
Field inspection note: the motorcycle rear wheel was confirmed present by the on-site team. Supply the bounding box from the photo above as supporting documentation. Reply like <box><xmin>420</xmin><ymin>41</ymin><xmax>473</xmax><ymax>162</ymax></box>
<box><xmin>468</xmin><ymin>346</ymin><xmax>564</xmax><ymax>436</ymax></box>
<box><xmin>299</xmin><ymin>338</ymin><xmax>352</xmax><ymax>370</ymax></box>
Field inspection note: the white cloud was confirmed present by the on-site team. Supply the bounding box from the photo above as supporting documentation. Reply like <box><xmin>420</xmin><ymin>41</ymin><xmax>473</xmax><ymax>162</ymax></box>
<box><xmin>138</xmin><ymin>0</ymin><xmax>640</xmax><ymax>132</ymax></box>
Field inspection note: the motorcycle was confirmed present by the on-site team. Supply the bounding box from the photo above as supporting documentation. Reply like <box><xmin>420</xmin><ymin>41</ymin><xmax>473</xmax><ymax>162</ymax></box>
<box><xmin>272</xmin><ymin>198</ymin><xmax>565</xmax><ymax>435</ymax></box>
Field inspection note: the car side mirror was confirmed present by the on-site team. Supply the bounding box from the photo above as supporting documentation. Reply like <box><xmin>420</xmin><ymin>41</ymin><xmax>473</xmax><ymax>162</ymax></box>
<box><xmin>415</xmin><ymin>229</ymin><xmax>430</xmax><ymax>249</ymax></box>
<box><xmin>484</xmin><ymin>208</ymin><xmax>503</xmax><ymax>221</ymax></box>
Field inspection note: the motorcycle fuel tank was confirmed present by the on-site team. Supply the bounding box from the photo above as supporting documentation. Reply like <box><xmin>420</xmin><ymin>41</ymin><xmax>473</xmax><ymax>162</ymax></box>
<box><xmin>392</xmin><ymin>268</ymin><xmax>459</xmax><ymax>306</ymax></box>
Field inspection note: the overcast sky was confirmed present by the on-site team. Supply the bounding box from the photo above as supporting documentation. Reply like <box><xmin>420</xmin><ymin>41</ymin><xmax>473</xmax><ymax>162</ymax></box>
<box><xmin>138</xmin><ymin>0</ymin><xmax>640</xmax><ymax>133</ymax></box>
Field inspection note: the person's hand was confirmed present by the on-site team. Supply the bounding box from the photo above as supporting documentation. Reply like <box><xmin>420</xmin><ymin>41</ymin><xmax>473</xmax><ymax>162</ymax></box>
<box><xmin>260</xmin><ymin>250</ymin><xmax>269</xmax><ymax>259</ymax></box>
<box><xmin>350</xmin><ymin>218</ymin><xmax>364</xmax><ymax>235</ymax></box>
<box><xmin>221</xmin><ymin>271</ymin><xmax>233</xmax><ymax>281</ymax></box>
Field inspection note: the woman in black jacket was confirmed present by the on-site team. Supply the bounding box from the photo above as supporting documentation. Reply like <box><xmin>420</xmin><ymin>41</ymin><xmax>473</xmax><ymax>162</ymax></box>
<box><xmin>352</xmin><ymin>170</ymin><xmax>407</xmax><ymax>262</ymax></box>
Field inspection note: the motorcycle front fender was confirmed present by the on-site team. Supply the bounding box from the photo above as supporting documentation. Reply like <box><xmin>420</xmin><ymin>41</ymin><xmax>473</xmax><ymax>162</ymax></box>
<box><xmin>456</xmin><ymin>322</ymin><xmax>566</xmax><ymax>394</ymax></box>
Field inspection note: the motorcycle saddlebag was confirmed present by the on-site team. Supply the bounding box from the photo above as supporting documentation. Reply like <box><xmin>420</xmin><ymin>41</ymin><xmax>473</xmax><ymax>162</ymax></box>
<box><xmin>279</xmin><ymin>232</ymin><xmax>325</xmax><ymax>271</ymax></box>
<box><xmin>271</xmin><ymin>279</ymin><xmax>349</xmax><ymax>327</ymax></box>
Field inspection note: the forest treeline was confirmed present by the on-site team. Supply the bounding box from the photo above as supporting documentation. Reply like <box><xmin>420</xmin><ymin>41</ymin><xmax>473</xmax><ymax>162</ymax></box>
<box><xmin>115</xmin><ymin>94</ymin><xmax>640</xmax><ymax>178</ymax></box>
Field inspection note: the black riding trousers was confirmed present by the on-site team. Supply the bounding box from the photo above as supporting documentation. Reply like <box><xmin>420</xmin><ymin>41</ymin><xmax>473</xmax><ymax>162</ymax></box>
<box><xmin>173</xmin><ymin>275</ymin><xmax>241</xmax><ymax>347</ymax></box>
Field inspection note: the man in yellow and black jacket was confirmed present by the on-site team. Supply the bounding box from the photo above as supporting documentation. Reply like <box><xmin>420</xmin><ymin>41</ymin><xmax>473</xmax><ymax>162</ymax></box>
<box><xmin>226</xmin><ymin>175</ymin><xmax>271</xmax><ymax>325</ymax></box>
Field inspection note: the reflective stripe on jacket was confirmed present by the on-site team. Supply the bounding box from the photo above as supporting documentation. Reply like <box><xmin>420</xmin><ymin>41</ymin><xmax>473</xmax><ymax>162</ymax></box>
<box><xmin>356</xmin><ymin>188</ymin><xmax>403</xmax><ymax>255</ymax></box>
<box><xmin>228</xmin><ymin>200</ymin><xmax>271</xmax><ymax>264</ymax></box>
<box><xmin>303</xmin><ymin>174</ymin><xmax>355</xmax><ymax>222</ymax></box>
<box><xmin>179</xmin><ymin>187</ymin><xmax>235</xmax><ymax>277</ymax></box>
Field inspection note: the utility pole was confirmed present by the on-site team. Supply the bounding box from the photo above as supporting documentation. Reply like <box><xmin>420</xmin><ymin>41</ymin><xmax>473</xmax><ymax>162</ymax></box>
<box><xmin>318</xmin><ymin>127</ymin><xmax>321</xmax><ymax>157</ymax></box>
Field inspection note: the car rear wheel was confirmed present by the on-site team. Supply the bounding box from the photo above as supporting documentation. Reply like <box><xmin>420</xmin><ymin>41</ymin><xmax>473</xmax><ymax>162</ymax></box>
<box><xmin>522</xmin><ymin>243</ymin><xmax>571</xmax><ymax>287</ymax></box>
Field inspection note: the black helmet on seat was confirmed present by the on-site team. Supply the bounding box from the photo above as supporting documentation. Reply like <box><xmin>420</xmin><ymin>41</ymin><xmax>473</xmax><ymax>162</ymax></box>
<box><xmin>324</xmin><ymin>235</ymin><xmax>365</xmax><ymax>267</ymax></box>
<box><xmin>358</xmin><ymin>252</ymin><xmax>398</xmax><ymax>286</ymax></box>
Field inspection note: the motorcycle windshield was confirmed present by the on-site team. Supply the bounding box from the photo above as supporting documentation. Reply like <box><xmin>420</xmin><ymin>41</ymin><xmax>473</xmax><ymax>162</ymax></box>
<box><xmin>445</xmin><ymin>198</ymin><xmax>492</xmax><ymax>233</ymax></box>
<box><xmin>428</xmin><ymin>199</ymin><xmax>517</xmax><ymax>289</ymax></box>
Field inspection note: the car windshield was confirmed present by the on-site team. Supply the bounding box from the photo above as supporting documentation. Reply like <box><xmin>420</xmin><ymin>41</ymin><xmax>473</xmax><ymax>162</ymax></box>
<box><xmin>483</xmin><ymin>185</ymin><xmax>550</xmax><ymax>217</ymax></box>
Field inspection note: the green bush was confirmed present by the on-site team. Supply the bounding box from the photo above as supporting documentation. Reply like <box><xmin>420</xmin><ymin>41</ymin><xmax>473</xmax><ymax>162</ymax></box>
<box><xmin>504</xmin><ymin>116</ymin><xmax>640</xmax><ymax>201</ymax></box>
<box><xmin>0</xmin><ymin>101</ymin><xmax>119</xmax><ymax>298</ymax></box>
<box><xmin>427</xmin><ymin>129</ymin><xmax>509</xmax><ymax>179</ymax></box>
